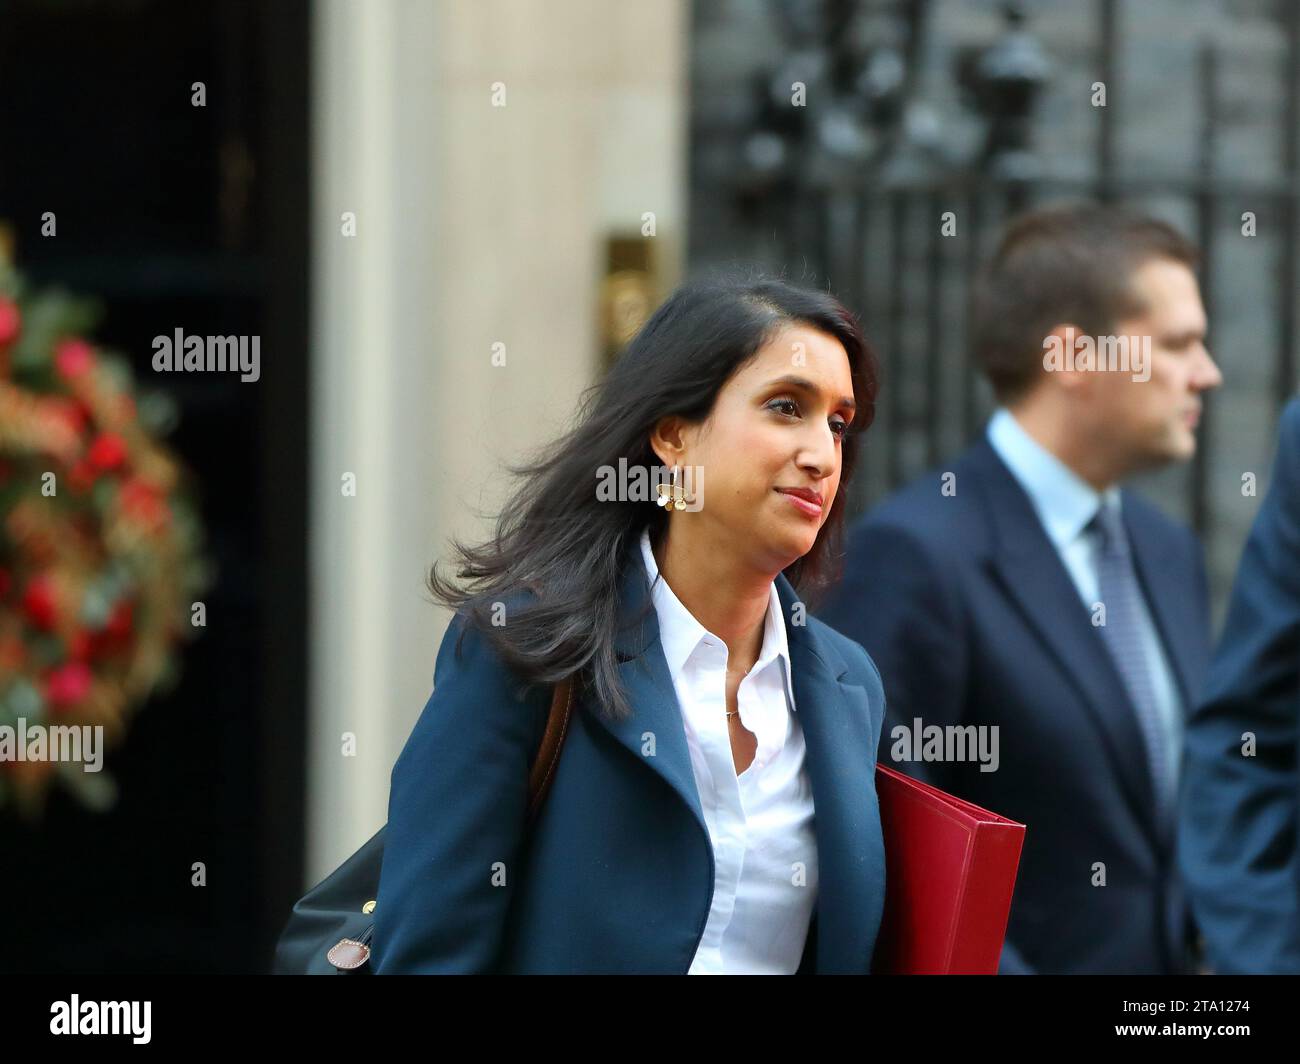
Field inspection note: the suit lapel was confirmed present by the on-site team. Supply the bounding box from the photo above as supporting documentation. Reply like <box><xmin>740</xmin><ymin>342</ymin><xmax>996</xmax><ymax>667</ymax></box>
<box><xmin>970</xmin><ymin>440</ymin><xmax>1162</xmax><ymax>849</ymax></box>
<box><xmin>584</xmin><ymin>539</ymin><xmax>883</xmax><ymax>974</ymax></box>
<box><xmin>595</xmin><ymin>558</ymin><xmax>710</xmax><ymax>843</ymax></box>
<box><xmin>775</xmin><ymin>573</ymin><xmax>884</xmax><ymax>974</ymax></box>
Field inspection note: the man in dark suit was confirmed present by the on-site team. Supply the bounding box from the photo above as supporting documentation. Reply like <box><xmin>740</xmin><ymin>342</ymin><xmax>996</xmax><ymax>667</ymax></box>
<box><xmin>818</xmin><ymin>203</ymin><xmax>1223</xmax><ymax>973</ymax></box>
<box><xmin>1179</xmin><ymin>397</ymin><xmax>1300</xmax><ymax>974</ymax></box>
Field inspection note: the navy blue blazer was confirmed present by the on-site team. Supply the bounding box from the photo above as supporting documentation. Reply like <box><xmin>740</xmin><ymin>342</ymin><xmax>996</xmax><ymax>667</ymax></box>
<box><xmin>816</xmin><ymin>435</ymin><xmax>1210</xmax><ymax>974</ymax></box>
<box><xmin>1180</xmin><ymin>397</ymin><xmax>1300</xmax><ymax>974</ymax></box>
<box><xmin>370</xmin><ymin>542</ymin><xmax>888</xmax><ymax>973</ymax></box>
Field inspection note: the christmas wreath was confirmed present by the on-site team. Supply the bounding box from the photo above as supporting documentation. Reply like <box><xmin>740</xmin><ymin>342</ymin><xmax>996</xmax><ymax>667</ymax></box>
<box><xmin>0</xmin><ymin>258</ymin><xmax>211</xmax><ymax>818</ymax></box>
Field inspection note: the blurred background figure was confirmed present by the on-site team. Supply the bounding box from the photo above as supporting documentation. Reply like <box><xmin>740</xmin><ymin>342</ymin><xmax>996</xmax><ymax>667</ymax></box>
<box><xmin>4</xmin><ymin>0</ymin><xmax>1299</xmax><ymax>974</ymax></box>
<box><xmin>816</xmin><ymin>204</ymin><xmax>1221</xmax><ymax>973</ymax></box>
<box><xmin>694</xmin><ymin>0</ymin><xmax>1299</xmax><ymax>976</ymax></box>
<box><xmin>1180</xmin><ymin>397</ymin><xmax>1300</xmax><ymax>975</ymax></box>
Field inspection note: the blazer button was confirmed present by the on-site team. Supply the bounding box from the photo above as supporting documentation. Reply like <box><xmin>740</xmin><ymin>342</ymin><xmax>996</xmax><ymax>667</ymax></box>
<box><xmin>362</xmin><ymin>900</ymin><xmax>377</xmax><ymax>914</ymax></box>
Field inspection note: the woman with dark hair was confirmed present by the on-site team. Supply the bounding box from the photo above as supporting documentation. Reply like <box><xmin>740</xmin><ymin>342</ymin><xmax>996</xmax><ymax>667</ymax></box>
<box><xmin>371</xmin><ymin>273</ymin><xmax>888</xmax><ymax>973</ymax></box>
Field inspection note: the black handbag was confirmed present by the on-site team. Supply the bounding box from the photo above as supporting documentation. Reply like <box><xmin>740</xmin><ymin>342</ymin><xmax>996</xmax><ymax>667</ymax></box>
<box><xmin>271</xmin><ymin>677</ymin><xmax>575</xmax><ymax>974</ymax></box>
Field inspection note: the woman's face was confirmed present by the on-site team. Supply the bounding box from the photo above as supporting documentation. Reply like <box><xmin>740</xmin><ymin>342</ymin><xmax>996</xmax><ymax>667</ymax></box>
<box><xmin>654</xmin><ymin>323</ymin><xmax>857</xmax><ymax>573</ymax></box>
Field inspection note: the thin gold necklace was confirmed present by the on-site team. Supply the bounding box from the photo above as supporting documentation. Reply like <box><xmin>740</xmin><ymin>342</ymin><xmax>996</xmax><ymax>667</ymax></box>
<box><xmin>724</xmin><ymin>664</ymin><xmax>754</xmax><ymax>719</ymax></box>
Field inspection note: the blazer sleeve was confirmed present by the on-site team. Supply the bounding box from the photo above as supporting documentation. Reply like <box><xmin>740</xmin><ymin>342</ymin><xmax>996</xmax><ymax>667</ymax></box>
<box><xmin>371</xmin><ymin>609</ymin><xmax>550</xmax><ymax>973</ymax></box>
<box><xmin>817</xmin><ymin>518</ymin><xmax>968</xmax><ymax>782</ymax></box>
<box><xmin>818</xmin><ymin>518</ymin><xmax>1038</xmax><ymax>975</ymax></box>
<box><xmin>1179</xmin><ymin>400</ymin><xmax>1300</xmax><ymax>975</ymax></box>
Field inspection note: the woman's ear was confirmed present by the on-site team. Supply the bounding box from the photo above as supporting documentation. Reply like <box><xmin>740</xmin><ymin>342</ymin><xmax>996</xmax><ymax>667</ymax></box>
<box><xmin>648</xmin><ymin>416</ymin><xmax>688</xmax><ymax>468</ymax></box>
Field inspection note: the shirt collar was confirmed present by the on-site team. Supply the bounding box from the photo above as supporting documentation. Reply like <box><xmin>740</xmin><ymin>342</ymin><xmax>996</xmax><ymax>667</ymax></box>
<box><xmin>639</xmin><ymin>527</ymin><xmax>797</xmax><ymax>712</ymax></box>
<box><xmin>986</xmin><ymin>407</ymin><xmax>1121</xmax><ymax>550</ymax></box>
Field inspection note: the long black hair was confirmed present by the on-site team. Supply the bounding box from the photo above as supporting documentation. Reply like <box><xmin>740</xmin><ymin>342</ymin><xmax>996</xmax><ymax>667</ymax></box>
<box><xmin>427</xmin><ymin>271</ymin><xmax>879</xmax><ymax>722</ymax></box>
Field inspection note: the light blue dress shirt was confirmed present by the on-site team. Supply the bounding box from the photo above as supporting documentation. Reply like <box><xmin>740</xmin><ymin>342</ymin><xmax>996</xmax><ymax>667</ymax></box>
<box><xmin>985</xmin><ymin>408</ymin><xmax>1184</xmax><ymax>793</ymax></box>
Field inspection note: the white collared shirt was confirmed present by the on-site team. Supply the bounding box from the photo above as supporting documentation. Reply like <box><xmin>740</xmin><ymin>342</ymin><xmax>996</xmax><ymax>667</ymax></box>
<box><xmin>639</xmin><ymin>527</ymin><xmax>818</xmax><ymax>973</ymax></box>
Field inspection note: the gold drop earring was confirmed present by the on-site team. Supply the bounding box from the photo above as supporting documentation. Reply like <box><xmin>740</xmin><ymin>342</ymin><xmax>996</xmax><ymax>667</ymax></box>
<box><xmin>656</xmin><ymin>464</ymin><xmax>689</xmax><ymax>511</ymax></box>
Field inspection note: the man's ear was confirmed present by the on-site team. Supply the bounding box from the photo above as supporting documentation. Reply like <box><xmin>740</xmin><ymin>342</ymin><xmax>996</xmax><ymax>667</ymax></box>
<box><xmin>1041</xmin><ymin>323</ymin><xmax>1090</xmax><ymax>394</ymax></box>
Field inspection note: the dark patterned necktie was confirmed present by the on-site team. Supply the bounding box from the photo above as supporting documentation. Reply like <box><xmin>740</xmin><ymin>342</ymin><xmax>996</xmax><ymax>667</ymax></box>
<box><xmin>1088</xmin><ymin>497</ymin><xmax>1172</xmax><ymax>835</ymax></box>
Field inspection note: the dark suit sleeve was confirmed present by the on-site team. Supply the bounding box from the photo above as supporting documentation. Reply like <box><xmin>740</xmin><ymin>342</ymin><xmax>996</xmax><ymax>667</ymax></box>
<box><xmin>818</xmin><ymin>519</ymin><xmax>968</xmax><ymax>781</ymax></box>
<box><xmin>820</xmin><ymin>519</ymin><xmax>1035</xmax><ymax>974</ymax></box>
<box><xmin>1179</xmin><ymin>400</ymin><xmax>1300</xmax><ymax>974</ymax></box>
<box><xmin>371</xmin><ymin>611</ymin><xmax>549</xmax><ymax>973</ymax></box>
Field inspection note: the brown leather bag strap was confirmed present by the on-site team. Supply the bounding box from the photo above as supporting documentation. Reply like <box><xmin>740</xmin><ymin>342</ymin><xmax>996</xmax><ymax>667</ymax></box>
<box><xmin>524</xmin><ymin>677</ymin><xmax>574</xmax><ymax>823</ymax></box>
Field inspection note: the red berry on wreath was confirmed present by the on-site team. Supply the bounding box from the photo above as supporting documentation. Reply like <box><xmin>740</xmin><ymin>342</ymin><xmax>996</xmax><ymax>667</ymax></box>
<box><xmin>46</xmin><ymin>661</ymin><xmax>92</xmax><ymax>710</ymax></box>
<box><xmin>88</xmin><ymin>431</ymin><xmax>127</xmax><ymax>471</ymax></box>
<box><xmin>54</xmin><ymin>338</ymin><xmax>95</xmax><ymax>378</ymax></box>
<box><xmin>22</xmin><ymin>575</ymin><xmax>58</xmax><ymax>630</ymax></box>
<box><xmin>0</xmin><ymin>298</ymin><xmax>20</xmax><ymax>346</ymax></box>
<box><xmin>69</xmin><ymin>459</ymin><xmax>97</xmax><ymax>494</ymax></box>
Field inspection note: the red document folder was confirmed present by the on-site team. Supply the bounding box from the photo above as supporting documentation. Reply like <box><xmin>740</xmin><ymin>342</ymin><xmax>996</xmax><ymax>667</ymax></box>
<box><xmin>871</xmin><ymin>763</ymin><xmax>1026</xmax><ymax>974</ymax></box>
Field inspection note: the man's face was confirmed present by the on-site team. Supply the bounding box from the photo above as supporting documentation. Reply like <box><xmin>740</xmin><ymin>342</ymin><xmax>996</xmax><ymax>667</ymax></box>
<box><xmin>1097</xmin><ymin>257</ymin><xmax>1222</xmax><ymax>469</ymax></box>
